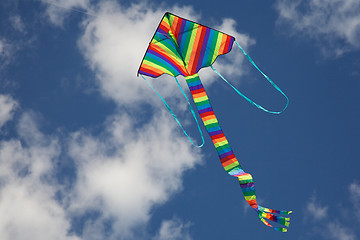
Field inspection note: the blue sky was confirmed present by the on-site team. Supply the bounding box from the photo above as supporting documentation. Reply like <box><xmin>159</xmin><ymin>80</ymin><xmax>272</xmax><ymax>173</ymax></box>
<box><xmin>1</xmin><ymin>0</ymin><xmax>360</xmax><ymax>239</ymax></box>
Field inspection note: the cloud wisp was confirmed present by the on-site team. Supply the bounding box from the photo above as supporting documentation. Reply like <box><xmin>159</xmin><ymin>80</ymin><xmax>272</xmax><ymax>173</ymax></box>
<box><xmin>275</xmin><ymin>0</ymin><xmax>360</xmax><ymax>56</ymax></box>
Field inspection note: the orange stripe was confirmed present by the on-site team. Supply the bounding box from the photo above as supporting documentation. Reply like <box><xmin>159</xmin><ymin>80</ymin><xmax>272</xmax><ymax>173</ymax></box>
<box><xmin>141</xmin><ymin>64</ymin><xmax>164</xmax><ymax>75</ymax></box>
<box><xmin>151</xmin><ymin>44</ymin><xmax>188</xmax><ymax>74</ymax></box>
<box><xmin>160</xmin><ymin>20</ymin><xmax>170</xmax><ymax>31</ymax></box>
<box><xmin>171</xmin><ymin>16</ymin><xmax>180</xmax><ymax>39</ymax></box>
<box><xmin>189</xmin><ymin>26</ymin><xmax>207</xmax><ymax>74</ymax></box>
<box><xmin>212</xmin><ymin>136</ymin><xmax>227</xmax><ymax>144</ymax></box>
<box><xmin>247</xmin><ymin>199</ymin><xmax>258</xmax><ymax>207</ymax></box>
<box><xmin>193</xmin><ymin>91</ymin><xmax>207</xmax><ymax>99</ymax></box>
<box><xmin>222</xmin><ymin>157</ymin><xmax>237</xmax><ymax>167</ymax></box>
<box><xmin>218</xmin><ymin>33</ymin><xmax>227</xmax><ymax>55</ymax></box>
<box><xmin>187</xmin><ymin>25</ymin><xmax>203</xmax><ymax>72</ymax></box>
<box><xmin>201</xmin><ymin>114</ymin><xmax>216</xmax><ymax>122</ymax></box>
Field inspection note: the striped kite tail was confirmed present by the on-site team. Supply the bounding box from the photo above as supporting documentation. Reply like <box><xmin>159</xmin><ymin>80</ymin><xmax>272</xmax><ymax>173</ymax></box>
<box><xmin>238</xmin><ymin>173</ymin><xmax>291</xmax><ymax>232</ymax></box>
<box><xmin>185</xmin><ymin>73</ymin><xmax>291</xmax><ymax>232</ymax></box>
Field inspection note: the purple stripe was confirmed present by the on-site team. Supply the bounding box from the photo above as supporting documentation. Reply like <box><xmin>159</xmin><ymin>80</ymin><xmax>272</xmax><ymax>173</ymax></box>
<box><xmin>195</xmin><ymin>27</ymin><xmax>211</xmax><ymax>72</ymax></box>
<box><xmin>139</xmin><ymin>70</ymin><xmax>157</xmax><ymax>78</ymax></box>
<box><xmin>198</xmin><ymin>107</ymin><xmax>213</xmax><ymax>114</ymax></box>
<box><xmin>157</xmin><ymin>28</ymin><xmax>168</xmax><ymax>36</ymax></box>
<box><xmin>240</xmin><ymin>183</ymin><xmax>254</xmax><ymax>188</ymax></box>
<box><xmin>208</xmin><ymin>130</ymin><xmax>223</xmax><ymax>136</ymax></box>
<box><xmin>219</xmin><ymin>151</ymin><xmax>234</xmax><ymax>159</ymax></box>
<box><xmin>177</xmin><ymin>19</ymin><xmax>187</xmax><ymax>47</ymax></box>
<box><xmin>148</xmin><ymin>49</ymin><xmax>183</xmax><ymax>74</ymax></box>
<box><xmin>227</xmin><ymin>37</ymin><xmax>234</xmax><ymax>52</ymax></box>
<box><xmin>189</xmin><ymin>85</ymin><xmax>204</xmax><ymax>91</ymax></box>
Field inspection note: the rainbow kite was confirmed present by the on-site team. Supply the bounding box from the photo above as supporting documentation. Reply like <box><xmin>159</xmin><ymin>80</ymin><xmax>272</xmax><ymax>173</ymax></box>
<box><xmin>138</xmin><ymin>12</ymin><xmax>291</xmax><ymax>232</ymax></box>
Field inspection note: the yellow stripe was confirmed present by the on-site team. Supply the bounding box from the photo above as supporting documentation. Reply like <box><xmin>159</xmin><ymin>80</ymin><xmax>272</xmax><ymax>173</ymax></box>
<box><xmin>155</xmin><ymin>42</ymin><xmax>182</xmax><ymax>62</ymax></box>
<box><xmin>184</xmin><ymin>24</ymin><xmax>198</xmax><ymax>69</ymax></box>
<box><xmin>143</xmin><ymin>60</ymin><xmax>173</xmax><ymax>76</ymax></box>
<box><xmin>151</xmin><ymin>43</ymin><xmax>187</xmax><ymax>74</ymax></box>
<box><xmin>211</xmin><ymin>32</ymin><xmax>223</xmax><ymax>63</ymax></box>
<box><xmin>245</xmin><ymin>195</ymin><xmax>256</xmax><ymax>201</ymax></box>
<box><xmin>224</xmin><ymin>161</ymin><xmax>239</xmax><ymax>171</ymax></box>
<box><xmin>194</xmin><ymin>95</ymin><xmax>208</xmax><ymax>103</ymax></box>
<box><xmin>214</xmin><ymin>140</ymin><xmax>228</xmax><ymax>148</ymax></box>
<box><xmin>204</xmin><ymin>118</ymin><xmax>218</xmax><ymax>125</ymax></box>
<box><xmin>185</xmin><ymin>74</ymin><xmax>199</xmax><ymax>80</ymax></box>
<box><xmin>238</xmin><ymin>174</ymin><xmax>252</xmax><ymax>181</ymax></box>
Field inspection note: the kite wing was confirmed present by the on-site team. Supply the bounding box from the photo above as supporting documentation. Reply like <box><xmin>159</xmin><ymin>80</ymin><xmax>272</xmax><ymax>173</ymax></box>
<box><xmin>138</xmin><ymin>12</ymin><xmax>234</xmax><ymax>77</ymax></box>
<box><xmin>138</xmin><ymin>12</ymin><xmax>291</xmax><ymax>232</ymax></box>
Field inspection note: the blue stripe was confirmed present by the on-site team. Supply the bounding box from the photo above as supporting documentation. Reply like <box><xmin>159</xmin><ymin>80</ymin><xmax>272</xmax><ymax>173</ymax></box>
<box><xmin>196</xmin><ymin>103</ymin><xmax>211</xmax><ymax>110</ymax></box>
<box><xmin>187</xmin><ymin>80</ymin><xmax>202</xmax><ymax>87</ymax></box>
<box><xmin>202</xmin><ymin>29</ymin><xmax>215</xmax><ymax>66</ymax></box>
<box><xmin>206</xmin><ymin>126</ymin><xmax>221</xmax><ymax>132</ymax></box>
<box><xmin>217</xmin><ymin>147</ymin><xmax>232</xmax><ymax>155</ymax></box>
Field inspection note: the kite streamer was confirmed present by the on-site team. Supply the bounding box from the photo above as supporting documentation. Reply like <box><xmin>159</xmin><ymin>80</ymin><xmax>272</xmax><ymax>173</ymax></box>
<box><xmin>138</xmin><ymin>12</ymin><xmax>291</xmax><ymax>232</ymax></box>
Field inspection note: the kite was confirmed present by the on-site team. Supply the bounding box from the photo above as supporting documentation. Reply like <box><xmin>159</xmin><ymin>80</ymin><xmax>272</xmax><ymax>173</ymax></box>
<box><xmin>138</xmin><ymin>12</ymin><xmax>291</xmax><ymax>232</ymax></box>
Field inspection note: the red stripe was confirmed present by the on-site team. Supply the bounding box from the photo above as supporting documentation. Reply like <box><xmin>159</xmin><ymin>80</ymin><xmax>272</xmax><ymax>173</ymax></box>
<box><xmin>140</xmin><ymin>66</ymin><xmax>161</xmax><ymax>77</ymax></box>
<box><xmin>222</xmin><ymin>158</ymin><xmax>237</xmax><ymax>167</ymax></box>
<box><xmin>190</xmin><ymin>26</ymin><xmax>207</xmax><ymax>74</ymax></box>
<box><xmin>159</xmin><ymin>22</ymin><xmax>169</xmax><ymax>33</ymax></box>
<box><xmin>210</xmin><ymin>133</ymin><xmax>225</xmax><ymax>140</ymax></box>
<box><xmin>199</xmin><ymin>111</ymin><xmax>214</xmax><ymax>118</ymax></box>
<box><xmin>190</xmin><ymin>88</ymin><xmax>205</xmax><ymax>95</ymax></box>
<box><xmin>221</xmin><ymin>35</ymin><xmax>231</xmax><ymax>55</ymax></box>
<box><xmin>220</xmin><ymin>154</ymin><xmax>236</xmax><ymax>163</ymax></box>
<box><xmin>174</xmin><ymin>17</ymin><xmax>182</xmax><ymax>39</ymax></box>
<box><xmin>149</xmin><ymin>45</ymin><xmax>186</xmax><ymax>74</ymax></box>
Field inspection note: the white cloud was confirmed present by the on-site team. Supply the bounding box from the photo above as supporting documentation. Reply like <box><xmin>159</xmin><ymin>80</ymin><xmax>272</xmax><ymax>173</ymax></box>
<box><xmin>325</xmin><ymin>222</ymin><xmax>356</xmax><ymax>240</ymax></box>
<box><xmin>275</xmin><ymin>0</ymin><xmax>360</xmax><ymax>56</ymax></box>
<box><xmin>0</xmin><ymin>112</ymin><xmax>78</xmax><ymax>240</ymax></box>
<box><xmin>9</xmin><ymin>15</ymin><xmax>25</xmax><ymax>33</ymax></box>
<box><xmin>0</xmin><ymin>94</ymin><xmax>17</xmax><ymax>130</ymax></box>
<box><xmin>77</xmin><ymin>2</ymin><xmax>201</xmax><ymax>106</ymax></box>
<box><xmin>0</xmin><ymin>38</ymin><xmax>14</xmax><ymax>69</ymax></box>
<box><xmin>349</xmin><ymin>182</ymin><xmax>360</xmax><ymax>221</ymax></box>
<box><xmin>41</xmin><ymin>0</ymin><xmax>91</xmax><ymax>26</ymax></box>
<box><xmin>153</xmin><ymin>217</ymin><xmax>192</xmax><ymax>240</ymax></box>
<box><xmin>305</xmin><ymin>195</ymin><xmax>328</xmax><ymax>221</ymax></box>
<box><xmin>68</xmin><ymin>111</ymin><xmax>201</xmax><ymax>239</ymax></box>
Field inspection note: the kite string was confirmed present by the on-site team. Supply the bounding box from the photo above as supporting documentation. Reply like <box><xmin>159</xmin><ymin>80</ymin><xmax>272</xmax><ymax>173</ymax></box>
<box><xmin>140</xmin><ymin>74</ymin><xmax>204</xmax><ymax>148</ymax></box>
<box><xmin>210</xmin><ymin>41</ymin><xmax>289</xmax><ymax>114</ymax></box>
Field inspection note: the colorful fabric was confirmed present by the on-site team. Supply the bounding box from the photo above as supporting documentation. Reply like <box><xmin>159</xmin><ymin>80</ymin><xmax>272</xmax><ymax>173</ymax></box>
<box><xmin>138</xmin><ymin>12</ymin><xmax>291</xmax><ymax>232</ymax></box>
<box><xmin>138</xmin><ymin>12</ymin><xmax>234</xmax><ymax>77</ymax></box>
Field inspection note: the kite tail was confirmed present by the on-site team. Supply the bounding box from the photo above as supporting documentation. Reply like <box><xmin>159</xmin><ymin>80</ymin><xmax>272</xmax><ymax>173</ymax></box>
<box><xmin>238</xmin><ymin>173</ymin><xmax>291</xmax><ymax>232</ymax></box>
<box><xmin>185</xmin><ymin>73</ymin><xmax>291</xmax><ymax>232</ymax></box>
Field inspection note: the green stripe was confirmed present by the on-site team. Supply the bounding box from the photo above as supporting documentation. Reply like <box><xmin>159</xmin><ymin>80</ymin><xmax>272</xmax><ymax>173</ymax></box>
<box><xmin>207</xmin><ymin>31</ymin><xmax>219</xmax><ymax>65</ymax></box>
<box><xmin>205</xmin><ymin>122</ymin><xmax>219</xmax><ymax>129</ymax></box>
<box><xmin>215</xmin><ymin>143</ymin><xmax>230</xmax><ymax>152</ymax></box>
<box><xmin>238</xmin><ymin>179</ymin><xmax>254</xmax><ymax>184</ymax></box>
<box><xmin>145</xmin><ymin>56</ymin><xmax>177</xmax><ymax>75</ymax></box>
<box><xmin>184</xmin><ymin>22</ymin><xmax>198</xmax><ymax>67</ymax></box>
<box><xmin>186</xmin><ymin>76</ymin><xmax>200</xmax><ymax>83</ymax></box>
<box><xmin>181</xmin><ymin>22</ymin><xmax>194</xmax><ymax>67</ymax></box>
<box><xmin>243</xmin><ymin>191</ymin><xmax>256</xmax><ymax>196</ymax></box>
<box><xmin>195</xmin><ymin>99</ymin><xmax>210</xmax><ymax>106</ymax></box>
<box><xmin>224</xmin><ymin>161</ymin><xmax>240</xmax><ymax>171</ymax></box>
<box><xmin>211</xmin><ymin>32</ymin><xmax>223</xmax><ymax>63</ymax></box>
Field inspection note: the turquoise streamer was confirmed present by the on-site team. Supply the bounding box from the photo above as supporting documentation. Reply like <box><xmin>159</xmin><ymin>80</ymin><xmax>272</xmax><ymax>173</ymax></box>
<box><xmin>141</xmin><ymin>74</ymin><xmax>204</xmax><ymax>148</ymax></box>
<box><xmin>210</xmin><ymin>41</ymin><xmax>289</xmax><ymax>115</ymax></box>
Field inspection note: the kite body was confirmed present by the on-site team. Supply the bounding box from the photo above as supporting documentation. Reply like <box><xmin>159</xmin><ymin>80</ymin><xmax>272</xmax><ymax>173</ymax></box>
<box><xmin>138</xmin><ymin>12</ymin><xmax>291</xmax><ymax>232</ymax></box>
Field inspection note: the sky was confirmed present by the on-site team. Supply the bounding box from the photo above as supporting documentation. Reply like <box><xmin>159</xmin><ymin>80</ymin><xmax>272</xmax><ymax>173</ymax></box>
<box><xmin>0</xmin><ymin>0</ymin><xmax>360</xmax><ymax>239</ymax></box>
